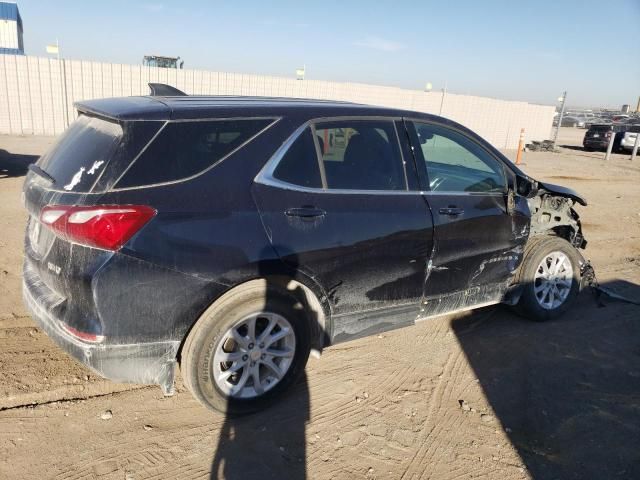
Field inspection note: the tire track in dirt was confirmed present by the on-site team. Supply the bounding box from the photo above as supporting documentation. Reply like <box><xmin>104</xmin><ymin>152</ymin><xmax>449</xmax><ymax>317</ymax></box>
<box><xmin>400</xmin><ymin>349</ymin><xmax>482</xmax><ymax>480</ymax></box>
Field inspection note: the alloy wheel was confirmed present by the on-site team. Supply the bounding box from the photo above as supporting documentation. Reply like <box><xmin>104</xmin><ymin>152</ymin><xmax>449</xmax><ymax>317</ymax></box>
<box><xmin>533</xmin><ymin>251</ymin><xmax>573</xmax><ymax>310</ymax></box>
<box><xmin>212</xmin><ymin>312</ymin><xmax>296</xmax><ymax>399</ymax></box>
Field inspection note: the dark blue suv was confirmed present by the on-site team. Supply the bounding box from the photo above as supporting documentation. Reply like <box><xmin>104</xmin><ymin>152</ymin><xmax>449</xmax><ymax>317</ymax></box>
<box><xmin>23</xmin><ymin>88</ymin><xmax>589</xmax><ymax>413</ymax></box>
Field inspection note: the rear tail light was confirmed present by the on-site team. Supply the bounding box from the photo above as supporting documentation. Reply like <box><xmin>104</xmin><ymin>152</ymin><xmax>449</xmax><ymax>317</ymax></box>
<box><xmin>605</xmin><ymin>131</ymin><xmax>612</xmax><ymax>139</ymax></box>
<box><xmin>40</xmin><ymin>205</ymin><xmax>156</xmax><ymax>251</ymax></box>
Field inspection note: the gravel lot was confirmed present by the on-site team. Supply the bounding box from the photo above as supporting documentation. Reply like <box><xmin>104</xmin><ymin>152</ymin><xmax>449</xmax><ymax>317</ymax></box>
<box><xmin>1</xmin><ymin>128</ymin><xmax>639</xmax><ymax>480</ymax></box>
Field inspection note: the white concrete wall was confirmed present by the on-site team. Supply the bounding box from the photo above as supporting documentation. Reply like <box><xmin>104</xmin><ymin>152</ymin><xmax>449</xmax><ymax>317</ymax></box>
<box><xmin>0</xmin><ymin>54</ymin><xmax>555</xmax><ymax>148</ymax></box>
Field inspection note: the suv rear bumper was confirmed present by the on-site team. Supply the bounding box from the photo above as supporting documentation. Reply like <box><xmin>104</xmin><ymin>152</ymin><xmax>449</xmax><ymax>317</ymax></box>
<box><xmin>583</xmin><ymin>139</ymin><xmax>609</xmax><ymax>149</ymax></box>
<box><xmin>22</xmin><ymin>265</ymin><xmax>179</xmax><ymax>394</ymax></box>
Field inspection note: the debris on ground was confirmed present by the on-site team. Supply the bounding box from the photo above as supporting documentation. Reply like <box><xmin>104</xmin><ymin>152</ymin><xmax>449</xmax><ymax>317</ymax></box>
<box><xmin>100</xmin><ymin>410</ymin><xmax>113</xmax><ymax>420</ymax></box>
<box><xmin>525</xmin><ymin>140</ymin><xmax>558</xmax><ymax>152</ymax></box>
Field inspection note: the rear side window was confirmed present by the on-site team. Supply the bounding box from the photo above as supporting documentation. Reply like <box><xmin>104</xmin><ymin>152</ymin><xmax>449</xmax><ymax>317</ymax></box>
<box><xmin>315</xmin><ymin>120</ymin><xmax>405</xmax><ymax>191</ymax></box>
<box><xmin>37</xmin><ymin>115</ymin><xmax>123</xmax><ymax>192</ymax></box>
<box><xmin>273</xmin><ymin>128</ymin><xmax>322</xmax><ymax>188</ymax></box>
<box><xmin>116</xmin><ymin>119</ymin><xmax>273</xmax><ymax>188</ymax></box>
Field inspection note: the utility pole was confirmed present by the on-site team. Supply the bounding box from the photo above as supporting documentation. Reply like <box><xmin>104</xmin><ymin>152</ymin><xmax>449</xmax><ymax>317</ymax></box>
<box><xmin>551</xmin><ymin>91</ymin><xmax>567</xmax><ymax>150</ymax></box>
<box><xmin>47</xmin><ymin>39</ymin><xmax>69</xmax><ymax>128</ymax></box>
<box><xmin>439</xmin><ymin>81</ymin><xmax>447</xmax><ymax>116</ymax></box>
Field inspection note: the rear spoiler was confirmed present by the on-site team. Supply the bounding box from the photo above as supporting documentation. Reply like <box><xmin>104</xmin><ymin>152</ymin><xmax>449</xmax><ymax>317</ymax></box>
<box><xmin>148</xmin><ymin>83</ymin><xmax>187</xmax><ymax>96</ymax></box>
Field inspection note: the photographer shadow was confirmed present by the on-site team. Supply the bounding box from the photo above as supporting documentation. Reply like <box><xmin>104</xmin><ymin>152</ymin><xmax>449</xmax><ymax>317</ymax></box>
<box><xmin>210</xmin><ymin>250</ymin><xmax>322</xmax><ymax>480</ymax></box>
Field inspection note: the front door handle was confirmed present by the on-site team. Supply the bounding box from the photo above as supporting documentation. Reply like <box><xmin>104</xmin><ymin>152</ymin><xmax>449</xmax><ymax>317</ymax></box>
<box><xmin>285</xmin><ymin>207</ymin><xmax>326</xmax><ymax>219</ymax></box>
<box><xmin>439</xmin><ymin>206</ymin><xmax>464</xmax><ymax>216</ymax></box>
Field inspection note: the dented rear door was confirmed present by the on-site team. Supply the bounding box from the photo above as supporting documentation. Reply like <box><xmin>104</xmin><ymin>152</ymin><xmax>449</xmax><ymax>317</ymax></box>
<box><xmin>253</xmin><ymin>121</ymin><xmax>434</xmax><ymax>343</ymax></box>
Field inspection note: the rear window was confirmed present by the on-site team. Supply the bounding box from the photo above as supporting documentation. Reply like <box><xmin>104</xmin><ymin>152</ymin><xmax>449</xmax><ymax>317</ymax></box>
<box><xmin>589</xmin><ymin>125</ymin><xmax>612</xmax><ymax>133</ymax></box>
<box><xmin>115</xmin><ymin>119</ymin><xmax>273</xmax><ymax>188</ymax></box>
<box><xmin>37</xmin><ymin>115</ymin><xmax>123</xmax><ymax>192</ymax></box>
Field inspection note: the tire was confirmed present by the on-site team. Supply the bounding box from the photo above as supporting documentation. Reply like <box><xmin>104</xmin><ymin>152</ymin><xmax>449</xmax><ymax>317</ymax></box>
<box><xmin>514</xmin><ymin>236</ymin><xmax>581</xmax><ymax>322</ymax></box>
<box><xmin>180</xmin><ymin>279</ymin><xmax>311</xmax><ymax>415</ymax></box>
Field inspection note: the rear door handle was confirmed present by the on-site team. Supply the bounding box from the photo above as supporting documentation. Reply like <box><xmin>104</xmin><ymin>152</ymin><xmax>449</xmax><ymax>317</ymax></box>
<box><xmin>285</xmin><ymin>207</ymin><xmax>326</xmax><ymax>219</ymax></box>
<box><xmin>438</xmin><ymin>206</ymin><xmax>464</xmax><ymax>216</ymax></box>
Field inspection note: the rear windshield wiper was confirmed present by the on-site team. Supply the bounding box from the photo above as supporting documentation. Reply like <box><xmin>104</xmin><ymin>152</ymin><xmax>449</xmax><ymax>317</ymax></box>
<box><xmin>28</xmin><ymin>164</ymin><xmax>56</xmax><ymax>184</ymax></box>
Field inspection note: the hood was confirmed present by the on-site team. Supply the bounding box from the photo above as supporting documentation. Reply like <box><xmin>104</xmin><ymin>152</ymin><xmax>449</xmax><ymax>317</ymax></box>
<box><xmin>538</xmin><ymin>181</ymin><xmax>587</xmax><ymax>206</ymax></box>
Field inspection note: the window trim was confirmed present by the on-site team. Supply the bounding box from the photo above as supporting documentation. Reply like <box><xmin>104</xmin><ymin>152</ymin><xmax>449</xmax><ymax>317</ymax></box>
<box><xmin>110</xmin><ymin>116</ymin><xmax>281</xmax><ymax>192</ymax></box>
<box><xmin>256</xmin><ymin>116</ymin><xmax>412</xmax><ymax>195</ymax></box>
<box><xmin>404</xmin><ymin>118</ymin><xmax>509</xmax><ymax>196</ymax></box>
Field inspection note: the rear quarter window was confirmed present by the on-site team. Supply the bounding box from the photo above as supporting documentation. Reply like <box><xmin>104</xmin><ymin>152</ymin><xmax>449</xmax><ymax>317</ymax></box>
<box><xmin>115</xmin><ymin>119</ymin><xmax>274</xmax><ymax>188</ymax></box>
<box><xmin>272</xmin><ymin>128</ymin><xmax>322</xmax><ymax>188</ymax></box>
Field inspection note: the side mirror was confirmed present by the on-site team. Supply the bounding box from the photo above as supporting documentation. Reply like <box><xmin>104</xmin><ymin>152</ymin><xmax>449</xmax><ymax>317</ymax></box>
<box><xmin>516</xmin><ymin>175</ymin><xmax>538</xmax><ymax>198</ymax></box>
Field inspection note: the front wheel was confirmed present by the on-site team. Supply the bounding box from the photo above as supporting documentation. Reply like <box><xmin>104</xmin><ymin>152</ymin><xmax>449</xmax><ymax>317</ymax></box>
<box><xmin>515</xmin><ymin>236</ymin><xmax>582</xmax><ymax>321</ymax></box>
<box><xmin>180</xmin><ymin>280</ymin><xmax>311</xmax><ymax>414</ymax></box>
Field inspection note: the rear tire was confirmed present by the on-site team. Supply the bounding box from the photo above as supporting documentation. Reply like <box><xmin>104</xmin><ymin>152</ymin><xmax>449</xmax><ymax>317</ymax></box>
<box><xmin>180</xmin><ymin>280</ymin><xmax>311</xmax><ymax>415</ymax></box>
<box><xmin>515</xmin><ymin>236</ymin><xmax>581</xmax><ymax>322</ymax></box>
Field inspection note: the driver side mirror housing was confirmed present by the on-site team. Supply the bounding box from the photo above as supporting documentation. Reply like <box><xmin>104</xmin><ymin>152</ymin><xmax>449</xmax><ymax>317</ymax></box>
<box><xmin>516</xmin><ymin>175</ymin><xmax>538</xmax><ymax>198</ymax></box>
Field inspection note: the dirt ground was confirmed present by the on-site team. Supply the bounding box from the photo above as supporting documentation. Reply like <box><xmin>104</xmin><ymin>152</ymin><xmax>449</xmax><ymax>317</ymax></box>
<box><xmin>1</xmin><ymin>128</ymin><xmax>639</xmax><ymax>480</ymax></box>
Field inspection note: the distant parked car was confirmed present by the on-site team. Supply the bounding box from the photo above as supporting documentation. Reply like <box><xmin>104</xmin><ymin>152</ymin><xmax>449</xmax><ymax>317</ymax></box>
<box><xmin>612</xmin><ymin>114</ymin><xmax>630</xmax><ymax>122</ymax></box>
<box><xmin>619</xmin><ymin>125</ymin><xmax>640</xmax><ymax>151</ymax></box>
<box><xmin>561</xmin><ymin>116</ymin><xmax>586</xmax><ymax>128</ymax></box>
<box><xmin>584</xmin><ymin>117</ymin><xmax>610</xmax><ymax>129</ymax></box>
<box><xmin>582</xmin><ymin>124</ymin><xmax>626</xmax><ymax>151</ymax></box>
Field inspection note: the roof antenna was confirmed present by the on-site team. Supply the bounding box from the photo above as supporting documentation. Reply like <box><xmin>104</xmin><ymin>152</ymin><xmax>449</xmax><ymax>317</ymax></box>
<box><xmin>148</xmin><ymin>83</ymin><xmax>187</xmax><ymax>96</ymax></box>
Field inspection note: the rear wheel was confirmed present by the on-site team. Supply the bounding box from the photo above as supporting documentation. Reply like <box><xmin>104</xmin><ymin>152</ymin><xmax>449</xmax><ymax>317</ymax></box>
<box><xmin>180</xmin><ymin>280</ymin><xmax>311</xmax><ymax>414</ymax></box>
<box><xmin>515</xmin><ymin>236</ymin><xmax>581</xmax><ymax>321</ymax></box>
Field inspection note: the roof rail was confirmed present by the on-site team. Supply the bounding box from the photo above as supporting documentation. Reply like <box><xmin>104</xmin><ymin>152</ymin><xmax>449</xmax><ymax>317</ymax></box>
<box><xmin>148</xmin><ymin>83</ymin><xmax>187</xmax><ymax>96</ymax></box>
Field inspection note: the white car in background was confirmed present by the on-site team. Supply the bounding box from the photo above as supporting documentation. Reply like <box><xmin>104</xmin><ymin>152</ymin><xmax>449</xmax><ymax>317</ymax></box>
<box><xmin>620</xmin><ymin>126</ymin><xmax>640</xmax><ymax>151</ymax></box>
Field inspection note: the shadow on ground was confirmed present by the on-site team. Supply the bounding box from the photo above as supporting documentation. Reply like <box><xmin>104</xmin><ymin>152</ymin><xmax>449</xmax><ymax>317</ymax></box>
<box><xmin>452</xmin><ymin>280</ymin><xmax>640</xmax><ymax>479</ymax></box>
<box><xmin>209</xmin><ymin>252</ymin><xmax>316</xmax><ymax>480</ymax></box>
<box><xmin>210</xmin><ymin>376</ymin><xmax>309</xmax><ymax>479</ymax></box>
<box><xmin>0</xmin><ymin>150</ymin><xmax>38</xmax><ymax>178</ymax></box>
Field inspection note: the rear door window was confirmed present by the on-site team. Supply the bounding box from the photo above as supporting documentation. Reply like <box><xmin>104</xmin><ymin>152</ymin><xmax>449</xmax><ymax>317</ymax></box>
<box><xmin>115</xmin><ymin>119</ymin><xmax>274</xmax><ymax>188</ymax></box>
<box><xmin>37</xmin><ymin>115</ymin><xmax>123</xmax><ymax>192</ymax></box>
<box><xmin>314</xmin><ymin>120</ymin><xmax>406</xmax><ymax>191</ymax></box>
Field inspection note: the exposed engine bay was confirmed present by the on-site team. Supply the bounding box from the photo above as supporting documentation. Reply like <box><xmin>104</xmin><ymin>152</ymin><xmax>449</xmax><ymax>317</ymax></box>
<box><xmin>528</xmin><ymin>193</ymin><xmax>586</xmax><ymax>249</ymax></box>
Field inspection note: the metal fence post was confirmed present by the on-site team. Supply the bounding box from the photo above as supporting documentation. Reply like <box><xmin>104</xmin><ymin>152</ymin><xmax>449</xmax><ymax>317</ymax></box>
<box><xmin>551</xmin><ymin>91</ymin><xmax>567</xmax><ymax>149</ymax></box>
<box><xmin>604</xmin><ymin>132</ymin><xmax>616</xmax><ymax>161</ymax></box>
<box><xmin>439</xmin><ymin>85</ymin><xmax>446</xmax><ymax>116</ymax></box>
<box><xmin>631</xmin><ymin>133</ymin><xmax>640</xmax><ymax>161</ymax></box>
<box><xmin>61</xmin><ymin>58</ymin><xmax>70</xmax><ymax>128</ymax></box>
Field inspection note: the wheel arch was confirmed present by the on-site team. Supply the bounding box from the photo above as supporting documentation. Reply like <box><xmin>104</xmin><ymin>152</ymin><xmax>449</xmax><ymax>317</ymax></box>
<box><xmin>178</xmin><ymin>272</ymin><xmax>332</xmax><ymax>364</ymax></box>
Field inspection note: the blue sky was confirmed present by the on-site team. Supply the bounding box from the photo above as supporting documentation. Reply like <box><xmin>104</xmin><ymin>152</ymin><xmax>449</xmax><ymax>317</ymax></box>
<box><xmin>14</xmin><ymin>0</ymin><xmax>640</xmax><ymax>108</ymax></box>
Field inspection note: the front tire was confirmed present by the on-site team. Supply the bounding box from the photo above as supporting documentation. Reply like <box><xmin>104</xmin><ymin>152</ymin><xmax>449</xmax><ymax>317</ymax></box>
<box><xmin>180</xmin><ymin>280</ymin><xmax>311</xmax><ymax>414</ymax></box>
<box><xmin>515</xmin><ymin>236</ymin><xmax>581</xmax><ymax>322</ymax></box>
